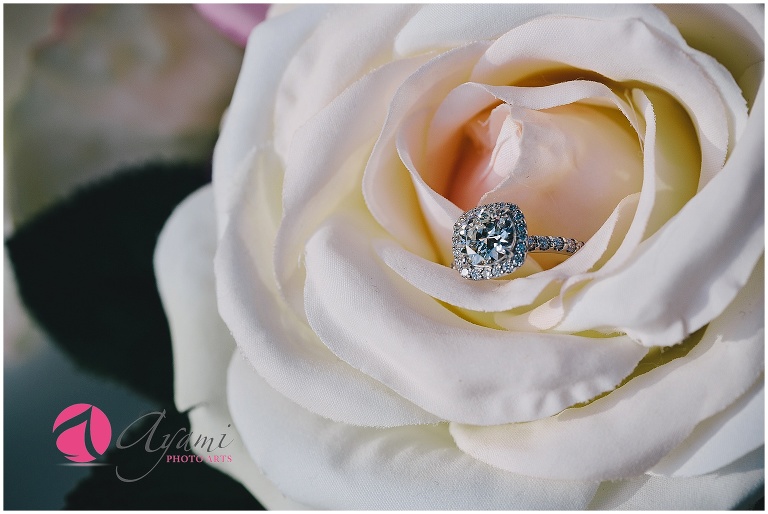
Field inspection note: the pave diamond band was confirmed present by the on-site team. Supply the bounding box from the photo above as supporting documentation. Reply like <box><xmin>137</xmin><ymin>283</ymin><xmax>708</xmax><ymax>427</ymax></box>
<box><xmin>527</xmin><ymin>235</ymin><xmax>584</xmax><ymax>255</ymax></box>
<box><xmin>452</xmin><ymin>202</ymin><xmax>584</xmax><ymax>280</ymax></box>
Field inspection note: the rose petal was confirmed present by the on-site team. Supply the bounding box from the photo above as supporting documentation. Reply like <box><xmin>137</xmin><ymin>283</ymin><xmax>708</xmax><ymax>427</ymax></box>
<box><xmin>154</xmin><ymin>187</ymin><xmax>308</xmax><ymax>509</ymax></box>
<box><xmin>649</xmin><ymin>378</ymin><xmax>764</xmax><ymax>477</ymax></box>
<box><xmin>424</xmin><ymin>82</ymin><xmax>642</xmax><ymax>210</ymax></box>
<box><xmin>471</xmin><ymin>15</ymin><xmax>747</xmax><ymax>190</ymax></box>
<box><xmin>588</xmin><ymin>448</ymin><xmax>764</xmax><ymax>509</ymax></box>
<box><xmin>450</xmin><ymin>260</ymin><xmax>764</xmax><ymax>480</ymax></box>
<box><xmin>274</xmin><ymin>54</ymin><xmax>434</xmax><ymax>290</ymax></box>
<box><xmin>272</xmin><ymin>5</ymin><xmax>418</xmax><ymax>164</ymax></box>
<box><xmin>227</xmin><ymin>353</ymin><xmax>600</xmax><ymax>509</ymax></box>
<box><xmin>496</xmin><ymin>88</ymin><xmax>699</xmax><ymax>332</ymax></box>
<box><xmin>216</xmin><ymin>162</ymin><xmax>440</xmax><ymax>427</ymax></box>
<box><xmin>194</xmin><ymin>4</ymin><xmax>268</xmax><ymax>47</ymax></box>
<box><xmin>556</xmin><ymin>87</ymin><xmax>764</xmax><ymax>346</ymax></box>
<box><xmin>658</xmin><ymin>4</ymin><xmax>764</xmax><ymax>107</ymax></box>
<box><xmin>363</xmin><ymin>43</ymin><xmax>489</xmax><ymax>263</ymax></box>
<box><xmin>397</xmin><ymin>79</ymin><xmax>645</xmax><ymax>266</ymax></box>
<box><xmin>213</xmin><ymin>5</ymin><xmax>329</xmax><ymax>235</ymax></box>
<box><xmin>155</xmin><ymin>186</ymin><xmax>235</xmax><ymax>410</ymax></box>
<box><xmin>394</xmin><ymin>4</ymin><xmax>679</xmax><ymax>58</ymax></box>
<box><xmin>304</xmin><ymin>214</ymin><xmax>647</xmax><ymax>425</ymax></box>
<box><xmin>378</xmin><ymin>194</ymin><xmax>639</xmax><ymax>313</ymax></box>
<box><xmin>188</xmin><ymin>401</ymin><xmax>307</xmax><ymax>510</ymax></box>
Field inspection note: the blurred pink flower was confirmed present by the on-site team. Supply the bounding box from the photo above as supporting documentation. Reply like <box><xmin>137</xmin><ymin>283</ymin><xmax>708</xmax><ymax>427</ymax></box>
<box><xmin>195</xmin><ymin>4</ymin><xmax>269</xmax><ymax>47</ymax></box>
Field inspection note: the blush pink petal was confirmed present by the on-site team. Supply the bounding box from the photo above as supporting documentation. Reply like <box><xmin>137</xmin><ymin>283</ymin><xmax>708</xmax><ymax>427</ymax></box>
<box><xmin>471</xmin><ymin>15</ymin><xmax>746</xmax><ymax>190</ymax></box>
<box><xmin>363</xmin><ymin>43</ymin><xmax>490</xmax><ymax>264</ymax></box>
<box><xmin>195</xmin><ymin>4</ymin><xmax>269</xmax><ymax>47</ymax></box>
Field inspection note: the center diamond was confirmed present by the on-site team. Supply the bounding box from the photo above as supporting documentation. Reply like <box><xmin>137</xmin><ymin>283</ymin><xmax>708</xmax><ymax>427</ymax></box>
<box><xmin>452</xmin><ymin>203</ymin><xmax>528</xmax><ymax>280</ymax></box>
<box><xmin>463</xmin><ymin>210</ymin><xmax>515</xmax><ymax>266</ymax></box>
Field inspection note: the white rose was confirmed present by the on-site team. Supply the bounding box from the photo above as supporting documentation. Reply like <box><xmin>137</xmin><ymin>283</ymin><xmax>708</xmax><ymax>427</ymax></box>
<box><xmin>155</xmin><ymin>5</ymin><xmax>764</xmax><ymax>509</ymax></box>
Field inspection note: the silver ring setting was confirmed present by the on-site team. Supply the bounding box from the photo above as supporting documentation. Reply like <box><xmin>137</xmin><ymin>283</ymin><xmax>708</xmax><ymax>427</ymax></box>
<box><xmin>452</xmin><ymin>202</ymin><xmax>584</xmax><ymax>280</ymax></box>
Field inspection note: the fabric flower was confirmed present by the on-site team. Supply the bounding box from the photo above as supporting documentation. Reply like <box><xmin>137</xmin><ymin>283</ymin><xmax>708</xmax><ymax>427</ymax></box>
<box><xmin>155</xmin><ymin>4</ymin><xmax>764</xmax><ymax>508</ymax></box>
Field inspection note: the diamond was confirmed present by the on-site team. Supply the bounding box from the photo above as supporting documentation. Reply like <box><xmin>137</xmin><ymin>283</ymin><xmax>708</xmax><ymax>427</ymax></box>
<box><xmin>452</xmin><ymin>203</ymin><xmax>528</xmax><ymax>280</ymax></box>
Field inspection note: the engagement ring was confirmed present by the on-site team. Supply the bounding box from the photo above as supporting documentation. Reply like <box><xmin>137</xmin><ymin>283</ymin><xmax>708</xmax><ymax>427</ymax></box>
<box><xmin>452</xmin><ymin>202</ymin><xmax>584</xmax><ymax>280</ymax></box>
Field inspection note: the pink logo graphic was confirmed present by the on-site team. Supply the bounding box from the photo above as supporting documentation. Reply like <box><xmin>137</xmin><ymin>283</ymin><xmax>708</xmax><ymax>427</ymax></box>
<box><xmin>52</xmin><ymin>404</ymin><xmax>111</xmax><ymax>462</ymax></box>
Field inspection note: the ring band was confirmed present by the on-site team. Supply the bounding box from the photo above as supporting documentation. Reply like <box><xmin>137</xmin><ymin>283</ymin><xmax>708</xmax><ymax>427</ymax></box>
<box><xmin>452</xmin><ymin>202</ymin><xmax>584</xmax><ymax>280</ymax></box>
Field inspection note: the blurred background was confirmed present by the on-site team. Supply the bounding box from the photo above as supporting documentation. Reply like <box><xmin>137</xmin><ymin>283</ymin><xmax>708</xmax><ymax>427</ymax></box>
<box><xmin>4</xmin><ymin>5</ymin><xmax>256</xmax><ymax>508</ymax></box>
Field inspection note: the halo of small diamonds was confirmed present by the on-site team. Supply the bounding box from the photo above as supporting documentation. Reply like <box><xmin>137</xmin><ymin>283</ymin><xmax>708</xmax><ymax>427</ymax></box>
<box><xmin>452</xmin><ymin>203</ymin><xmax>528</xmax><ymax>281</ymax></box>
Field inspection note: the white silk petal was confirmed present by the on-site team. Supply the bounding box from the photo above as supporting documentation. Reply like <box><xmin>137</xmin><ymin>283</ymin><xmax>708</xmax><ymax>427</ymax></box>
<box><xmin>154</xmin><ymin>186</ymin><xmax>308</xmax><ymax>510</ymax></box>
<box><xmin>589</xmin><ymin>448</ymin><xmax>764</xmax><ymax>509</ymax></box>
<box><xmin>272</xmin><ymin>5</ymin><xmax>417</xmax><ymax>163</ymax></box>
<box><xmin>188</xmin><ymin>401</ymin><xmax>308</xmax><ymax>510</ymax></box>
<box><xmin>274</xmin><ymin>54</ymin><xmax>433</xmax><ymax>289</ymax></box>
<box><xmin>303</xmin><ymin>215</ymin><xmax>647</xmax><ymax>425</ymax></box>
<box><xmin>227</xmin><ymin>353</ymin><xmax>600</xmax><ymax>509</ymax></box>
<box><xmin>155</xmin><ymin>186</ymin><xmax>234</xmax><ymax>410</ymax></box>
<box><xmin>213</xmin><ymin>5</ymin><xmax>328</xmax><ymax>236</ymax></box>
<box><xmin>394</xmin><ymin>4</ymin><xmax>678</xmax><ymax>58</ymax></box>
<box><xmin>216</xmin><ymin>164</ymin><xmax>439</xmax><ymax>427</ymax></box>
<box><xmin>379</xmin><ymin>194</ymin><xmax>639</xmax><ymax>313</ymax></box>
<box><xmin>649</xmin><ymin>379</ymin><xmax>764</xmax><ymax>477</ymax></box>
<box><xmin>363</xmin><ymin>43</ymin><xmax>489</xmax><ymax>262</ymax></box>
<box><xmin>658</xmin><ymin>4</ymin><xmax>764</xmax><ymax>107</ymax></box>
<box><xmin>472</xmin><ymin>15</ymin><xmax>747</xmax><ymax>190</ymax></box>
<box><xmin>450</xmin><ymin>261</ymin><xmax>764</xmax><ymax>480</ymax></box>
<box><xmin>557</xmin><ymin>87</ymin><xmax>764</xmax><ymax>346</ymax></box>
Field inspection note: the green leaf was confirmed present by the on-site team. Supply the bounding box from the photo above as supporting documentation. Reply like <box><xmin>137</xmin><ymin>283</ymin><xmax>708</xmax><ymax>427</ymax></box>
<box><xmin>64</xmin><ymin>408</ymin><xmax>264</xmax><ymax>510</ymax></box>
<box><xmin>6</xmin><ymin>161</ymin><xmax>210</xmax><ymax>404</ymax></box>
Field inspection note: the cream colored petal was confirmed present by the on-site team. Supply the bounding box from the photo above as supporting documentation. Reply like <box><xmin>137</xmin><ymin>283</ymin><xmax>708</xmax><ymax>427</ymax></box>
<box><xmin>227</xmin><ymin>353</ymin><xmax>600</xmax><ymax>509</ymax></box>
<box><xmin>450</xmin><ymin>261</ymin><xmax>764</xmax><ymax>480</ymax></box>
<box><xmin>215</xmin><ymin>161</ymin><xmax>440</xmax><ymax>427</ymax></box>
<box><xmin>471</xmin><ymin>15</ymin><xmax>747</xmax><ymax>190</ymax></box>
<box><xmin>394</xmin><ymin>4</ymin><xmax>678</xmax><ymax>57</ymax></box>
<box><xmin>212</xmin><ymin>5</ymin><xmax>328</xmax><ymax>236</ymax></box>
<box><xmin>589</xmin><ymin>448</ymin><xmax>764</xmax><ymax>509</ymax></box>
<box><xmin>649</xmin><ymin>379</ymin><xmax>763</xmax><ymax>477</ymax></box>
<box><xmin>272</xmin><ymin>5</ymin><xmax>418</xmax><ymax>163</ymax></box>
<box><xmin>363</xmin><ymin>43</ymin><xmax>489</xmax><ymax>263</ymax></box>
<box><xmin>304</xmin><ymin>214</ymin><xmax>646</xmax><ymax>425</ymax></box>
<box><xmin>154</xmin><ymin>186</ymin><xmax>306</xmax><ymax>509</ymax></box>
<box><xmin>557</xmin><ymin>87</ymin><xmax>763</xmax><ymax>346</ymax></box>
<box><xmin>274</xmin><ymin>54</ymin><xmax>433</xmax><ymax>292</ymax></box>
